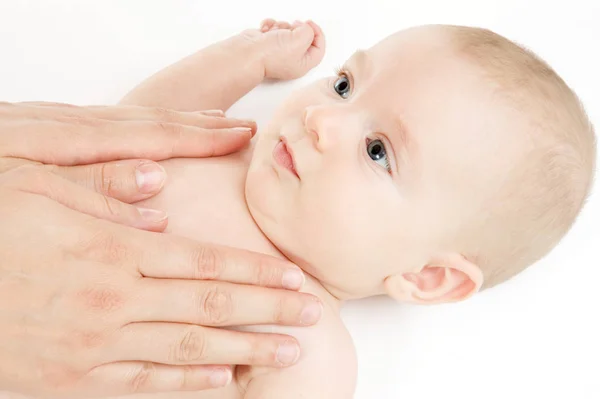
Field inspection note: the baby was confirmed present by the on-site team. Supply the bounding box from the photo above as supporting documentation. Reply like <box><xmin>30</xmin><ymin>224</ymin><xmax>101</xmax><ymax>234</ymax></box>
<box><xmin>110</xmin><ymin>19</ymin><xmax>594</xmax><ymax>398</ymax></box>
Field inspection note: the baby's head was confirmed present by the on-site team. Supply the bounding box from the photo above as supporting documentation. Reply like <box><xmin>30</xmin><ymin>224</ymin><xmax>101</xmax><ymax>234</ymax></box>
<box><xmin>245</xmin><ymin>24</ymin><xmax>596</xmax><ymax>302</ymax></box>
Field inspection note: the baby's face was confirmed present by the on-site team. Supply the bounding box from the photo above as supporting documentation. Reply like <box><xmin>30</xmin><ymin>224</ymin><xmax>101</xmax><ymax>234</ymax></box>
<box><xmin>246</xmin><ymin>26</ymin><xmax>515</xmax><ymax>299</ymax></box>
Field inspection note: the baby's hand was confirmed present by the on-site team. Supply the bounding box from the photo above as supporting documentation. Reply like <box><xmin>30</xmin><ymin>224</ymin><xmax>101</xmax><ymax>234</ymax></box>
<box><xmin>242</xmin><ymin>19</ymin><xmax>326</xmax><ymax>80</ymax></box>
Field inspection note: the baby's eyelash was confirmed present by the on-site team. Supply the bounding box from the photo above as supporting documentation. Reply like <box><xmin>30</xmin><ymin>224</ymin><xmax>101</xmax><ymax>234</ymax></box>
<box><xmin>334</xmin><ymin>65</ymin><xmax>348</xmax><ymax>77</ymax></box>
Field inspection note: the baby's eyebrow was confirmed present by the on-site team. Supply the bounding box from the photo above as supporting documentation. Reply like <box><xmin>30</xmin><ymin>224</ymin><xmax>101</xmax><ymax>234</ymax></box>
<box><xmin>346</xmin><ymin>49</ymin><xmax>369</xmax><ymax>80</ymax></box>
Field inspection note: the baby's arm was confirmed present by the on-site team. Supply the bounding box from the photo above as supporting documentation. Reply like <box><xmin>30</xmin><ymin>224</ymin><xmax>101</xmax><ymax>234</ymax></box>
<box><xmin>119</xmin><ymin>33</ymin><xmax>264</xmax><ymax>112</ymax></box>
<box><xmin>120</xmin><ymin>19</ymin><xmax>325</xmax><ymax>113</ymax></box>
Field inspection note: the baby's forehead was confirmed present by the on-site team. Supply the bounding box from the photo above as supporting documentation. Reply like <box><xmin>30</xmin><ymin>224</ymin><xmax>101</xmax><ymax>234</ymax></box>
<box><xmin>341</xmin><ymin>29</ymin><xmax>462</xmax><ymax>92</ymax></box>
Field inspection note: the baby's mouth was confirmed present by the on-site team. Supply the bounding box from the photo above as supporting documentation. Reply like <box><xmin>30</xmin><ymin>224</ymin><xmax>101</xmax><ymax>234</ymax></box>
<box><xmin>273</xmin><ymin>137</ymin><xmax>299</xmax><ymax>179</ymax></box>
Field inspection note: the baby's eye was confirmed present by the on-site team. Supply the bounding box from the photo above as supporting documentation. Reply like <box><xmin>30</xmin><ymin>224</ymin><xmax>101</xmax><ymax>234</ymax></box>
<box><xmin>367</xmin><ymin>139</ymin><xmax>391</xmax><ymax>173</ymax></box>
<box><xmin>333</xmin><ymin>74</ymin><xmax>351</xmax><ymax>98</ymax></box>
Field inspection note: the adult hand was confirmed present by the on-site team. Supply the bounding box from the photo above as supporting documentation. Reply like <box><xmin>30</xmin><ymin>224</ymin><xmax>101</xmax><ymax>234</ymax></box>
<box><xmin>0</xmin><ymin>102</ymin><xmax>321</xmax><ymax>397</ymax></box>
<box><xmin>0</xmin><ymin>101</ymin><xmax>257</xmax><ymax>204</ymax></box>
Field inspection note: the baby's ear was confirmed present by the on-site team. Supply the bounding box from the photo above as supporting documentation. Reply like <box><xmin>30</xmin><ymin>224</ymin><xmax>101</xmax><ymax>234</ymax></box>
<box><xmin>384</xmin><ymin>253</ymin><xmax>483</xmax><ymax>304</ymax></box>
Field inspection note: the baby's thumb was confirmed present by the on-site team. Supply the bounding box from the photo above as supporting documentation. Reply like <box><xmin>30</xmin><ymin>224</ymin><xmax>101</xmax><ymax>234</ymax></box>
<box><xmin>291</xmin><ymin>23</ymin><xmax>315</xmax><ymax>50</ymax></box>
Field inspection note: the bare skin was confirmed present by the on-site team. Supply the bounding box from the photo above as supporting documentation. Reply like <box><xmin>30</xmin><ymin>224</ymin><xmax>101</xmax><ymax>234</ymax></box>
<box><xmin>3</xmin><ymin>17</ymin><xmax>530</xmax><ymax>398</ymax></box>
<box><xmin>0</xmin><ymin>101</ymin><xmax>323</xmax><ymax>396</ymax></box>
<box><xmin>116</xmin><ymin>19</ymin><xmax>358</xmax><ymax>399</ymax></box>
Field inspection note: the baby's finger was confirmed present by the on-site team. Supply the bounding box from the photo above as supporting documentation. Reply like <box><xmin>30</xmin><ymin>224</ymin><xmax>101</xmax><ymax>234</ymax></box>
<box><xmin>260</xmin><ymin>18</ymin><xmax>276</xmax><ymax>32</ymax></box>
<box><xmin>274</xmin><ymin>21</ymin><xmax>291</xmax><ymax>30</ymax></box>
<box><xmin>305</xmin><ymin>20</ymin><xmax>326</xmax><ymax>67</ymax></box>
<box><xmin>306</xmin><ymin>20</ymin><xmax>325</xmax><ymax>52</ymax></box>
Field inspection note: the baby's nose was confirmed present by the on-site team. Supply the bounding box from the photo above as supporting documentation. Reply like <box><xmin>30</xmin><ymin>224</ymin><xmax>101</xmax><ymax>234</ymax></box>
<box><xmin>302</xmin><ymin>106</ymin><xmax>321</xmax><ymax>147</ymax></box>
<box><xmin>303</xmin><ymin>104</ymin><xmax>358</xmax><ymax>150</ymax></box>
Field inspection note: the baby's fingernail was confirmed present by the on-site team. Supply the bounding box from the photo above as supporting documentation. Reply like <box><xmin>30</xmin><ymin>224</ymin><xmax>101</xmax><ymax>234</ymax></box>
<box><xmin>209</xmin><ymin>367</ymin><xmax>232</xmax><ymax>388</ymax></box>
<box><xmin>135</xmin><ymin>161</ymin><xmax>166</xmax><ymax>193</ymax></box>
<box><xmin>137</xmin><ymin>207</ymin><xmax>167</xmax><ymax>223</ymax></box>
<box><xmin>282</xmin><ymin>269</ymin><xmax>305</xmax><ymax>290</ymax></box>
<box><xmin>300</xmin><ymin>300</ymin><xmax>323</xmax><ymax>325</ymax></box>
<box><xmin>276</xmin><ymin>341</ymin><xmax>300</xmax><ymax>366</ymax></box>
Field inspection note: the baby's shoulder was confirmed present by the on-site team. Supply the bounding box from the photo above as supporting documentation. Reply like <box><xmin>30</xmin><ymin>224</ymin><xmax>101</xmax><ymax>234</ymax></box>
<box><xmin>235</xmin><ymin>301</ymin><xmax>357</xmax><ymax>398</ymax></box>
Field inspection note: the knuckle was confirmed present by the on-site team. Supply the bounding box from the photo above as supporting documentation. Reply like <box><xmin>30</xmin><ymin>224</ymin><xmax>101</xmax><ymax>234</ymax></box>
<box><xmin>191</xmin><ymin>246</ymin><xmax>223</xmax><ymax>280</ymax></box>
<box><xmin>98</xmin><ymin>163</ymin><xmax>114</xmax><ymax>196</ymax></box>
<box><xmin>68</xmin><ymin>228</ymin><xmax>132</xmax><ymax>265</ymax></box>
<box><xmin>155</xmin><ymin>121</ymin><xmax>183</xmax><ymax>138</ymax></box>
<box><xmin>152</xmin><ymin>107</ymin><xmax>176</xmax><ymax>122</ymax></box>
<box><xmin>129</xmin><ymin>362</ymin><xmax>155</xmax><ymax>393</ymax></box>
<box><xmin>198</xmin><ymin>285</ymin><xmax>233</xmax><ymax>325</ymax></box>
<box><xmin>63</xmin><ymin>329</ymin><xmax>106</xmax><ymax>351</ymax></box>
<box><xmin>171</xmin><ymin>327</ymin><xmax>207</xmax><ymax>363</ymax></box>
<box><xmin>255</xmin><ymin>261</ymin><xmax>280</xmax><ymax>286</ymax></box>
<box><xmin>100</xmin><ymin>194</ymin><xmax>118</xmax><ymax>218</ymax></box>
<box><xmin>244</xmin><ymin>336</ymin><xmax>269</xmax><ymax>365</ymax></box>
<box><xmin>273</xmin><ymin>296</ymin><xmax>286</xmax><ymax>324</ymax></box>
<box><xmin>74</xmin><ymin>285</ymin><xmax>125</xmax><ymax>313</ymax></box>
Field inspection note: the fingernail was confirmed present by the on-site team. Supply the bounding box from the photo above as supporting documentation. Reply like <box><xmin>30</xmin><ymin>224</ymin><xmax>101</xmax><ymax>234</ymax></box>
<box><xmin>300</xmin><ymin>300</ymin><xmax>323</xmax><ymax>325</ymax></box>
<box><xmin>135</xmin><ymin>161</ymin><xmax>166</xmax><ymax>193</ymax></box>
<box><xmin>201</xmin><ymin>109</ymin><xmax>224</xmax><ymax>116</ymax></box>
<box><xmin>209</xmin><ymin>367</ymin><xmax>232</xmax><ymax>388</ymax></box>
<box><xmin>282</xmin><ymin>269</ymin><xmax>305</xmax><ymax>290</ymax></box>
<box><xmin>231</xmin><ymin>127</ymin><xmax>252</xmax><ymax>134</ymax></box>
<box><xmin>276</xmin><ymin>341</ymin><xmax>300</xmax><ymax>366</ymax></box>
<box><xmin>137</xmin><ymin>207</ymin><xmax>167</xmax><ymax>223</ymax></box>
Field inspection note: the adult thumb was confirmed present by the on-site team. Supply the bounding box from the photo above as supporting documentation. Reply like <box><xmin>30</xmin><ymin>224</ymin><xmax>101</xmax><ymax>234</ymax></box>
<box><xmin>48</xmin><ymin>159</ymin><xmax>167</xmax><ymax>204</ymax></box>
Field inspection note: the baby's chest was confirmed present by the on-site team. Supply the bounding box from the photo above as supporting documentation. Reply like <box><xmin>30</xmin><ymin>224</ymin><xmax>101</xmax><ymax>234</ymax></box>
<box><xmin>137</xmin><ymin>156</ymin><xmax>279</xmax><ymax>257</ymax></box>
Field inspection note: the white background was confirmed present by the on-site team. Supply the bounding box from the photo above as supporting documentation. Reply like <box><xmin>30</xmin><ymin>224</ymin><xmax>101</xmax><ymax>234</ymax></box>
<box><xmin>0</xmin><ymin>1</ymin><xmax>598</xmax><ymax>398</ymax></box>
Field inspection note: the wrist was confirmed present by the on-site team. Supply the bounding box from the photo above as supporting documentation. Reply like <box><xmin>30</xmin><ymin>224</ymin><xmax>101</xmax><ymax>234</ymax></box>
<box><xmin>227</xmin><ymin>30</ymin><xmax>269</xmax><ymax>81</ymax></box>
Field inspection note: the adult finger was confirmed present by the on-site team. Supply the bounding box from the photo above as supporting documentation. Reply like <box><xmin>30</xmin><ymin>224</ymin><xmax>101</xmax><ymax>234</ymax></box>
<box><xmin>2</xmin><ymin>166</ymin><xmax>168</xmax><ymax>231</ymax></box>
<box><xmin>131</xmin><ymin>279</ymin><xmax>322</xmax><ymax>327</ymax></box>
<box><xmin>130</xmin><ymin>234</ymin><xmax>306</xmax><ymax>291</ymax></box>
<box><xmin>18</xmin><ymin>101</ymin><xmax>225</xmax><ymax>118</ymax></box>
<box><xmin>48</xmin><ymin>160</ymin><xmax>167</xmax><ymax>203</ymax></box>
<box><xmin>110</xmin><ymin>323</ymin><xmax>301</xmax><ymax>368</ymax></box>
<box><xmin>0</xmin><ymin>156</ymin><xmax>39</xmax><ymax>174</ymax></box>
<box><xmin>0</xmin><ymin>119</ymin><xmax>254</xmax><ymax>166</ymax></box>
<box><xmin>11</xmin><ymin>103</ymin><xmax>259</xmax><ymax>133</ymax></box>
<box><xmin>86</xmin><ymin>361</ymin><xmax>232</xmax><ymax>394</ymax></box>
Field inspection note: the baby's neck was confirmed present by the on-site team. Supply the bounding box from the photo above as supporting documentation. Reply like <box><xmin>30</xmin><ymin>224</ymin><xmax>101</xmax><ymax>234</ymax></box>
<box><xmin>153</xmin><ymin>151</ymin><xmax>343</xmax><ymax>312</ymax></box>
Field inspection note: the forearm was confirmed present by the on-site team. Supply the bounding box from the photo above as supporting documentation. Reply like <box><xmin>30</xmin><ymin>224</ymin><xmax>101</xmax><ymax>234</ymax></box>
<box><xmin>119</xmin><ymin>34</ymin><xmax>266</xmax><ymax>111</ymax></box>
